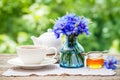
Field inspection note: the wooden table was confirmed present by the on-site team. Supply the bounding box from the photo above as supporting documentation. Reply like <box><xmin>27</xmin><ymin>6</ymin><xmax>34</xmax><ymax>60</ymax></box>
<box><xmin>0</xmin><ymin>54</ymin><xmax>120</xmax><ymax>80</ymax></box>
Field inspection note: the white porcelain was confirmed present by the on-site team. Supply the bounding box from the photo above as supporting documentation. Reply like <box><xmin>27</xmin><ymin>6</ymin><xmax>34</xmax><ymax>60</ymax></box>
<box><xmin>31</xmin><ymin>28</ymin><xmax>62</xmax><ymax>54</ymax></box>
<box><xmin>7</xmin><ymin>57</ymin><xmax>57</xmax><ymax>69</ymax></box>
<box><xmin>16</xmin><ymin>45</ymin><xmax>57</xmax><ymax>64</ymax></box>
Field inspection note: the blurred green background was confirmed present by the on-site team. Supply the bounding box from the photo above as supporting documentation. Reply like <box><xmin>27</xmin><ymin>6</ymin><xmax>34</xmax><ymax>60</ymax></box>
<box><xmin>0</xmin><ymin>0</ymin><xmax>120</xmax><ymax>54</ymax></box>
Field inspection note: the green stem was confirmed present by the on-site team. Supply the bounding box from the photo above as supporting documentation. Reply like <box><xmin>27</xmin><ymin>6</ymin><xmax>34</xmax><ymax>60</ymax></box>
<box><xmin>69</xmin><ymin>53</ymin><xmax>72</xmax><ymax>66</ymax></box>
<box><xmin>75</xmin><ymin>54</ymin><xmax>80</xmax><ymax>64</ymax></box>
<box><xmin>61</xmin><ymin>52</ymin><xmax>65</xmax><ymax>62</ymax></box>
<box><xmin>78</xmin><ymin>53</ymin><xmax>84</xmax><ymax>64</ymax></box>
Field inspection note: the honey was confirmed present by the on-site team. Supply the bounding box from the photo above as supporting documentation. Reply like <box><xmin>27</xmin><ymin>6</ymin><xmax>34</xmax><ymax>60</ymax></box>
<box><xmin>86</xmin><ymin>52</ymin><xmax>104</xmax><ymax>69</ymax></box>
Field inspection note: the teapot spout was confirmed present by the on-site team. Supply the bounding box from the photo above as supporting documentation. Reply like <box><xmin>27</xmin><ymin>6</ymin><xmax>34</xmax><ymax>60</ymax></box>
<box><xmin>31</xmin><ymin>36</ymin><xmax>39</xmax><ymax>45</ymax></box>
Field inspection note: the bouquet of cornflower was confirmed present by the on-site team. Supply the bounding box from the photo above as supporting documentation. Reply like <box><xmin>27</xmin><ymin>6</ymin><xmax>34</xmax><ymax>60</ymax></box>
<box><xmin>53</xmin><ymin>13</ymin><xmax>89</xmax><ymax>38</ymax></box>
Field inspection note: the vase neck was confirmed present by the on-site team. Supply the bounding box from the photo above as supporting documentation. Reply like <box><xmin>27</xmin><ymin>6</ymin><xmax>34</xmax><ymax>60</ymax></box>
<box><xmin>66</xmin><ymin>35</ymin><xmax>78</xmax><ymax>44</ymax></box>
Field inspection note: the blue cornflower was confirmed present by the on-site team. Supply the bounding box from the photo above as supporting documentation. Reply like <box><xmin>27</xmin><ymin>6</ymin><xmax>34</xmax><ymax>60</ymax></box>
<box><xmin>104</xmin><ymin>56</ymin><xmax>118</xmax><ymax>70</ymax></box>
<box><xmin>53</xmin><ymin>13</ymin><xmax>89</xmax><ymax>38</ymax></box>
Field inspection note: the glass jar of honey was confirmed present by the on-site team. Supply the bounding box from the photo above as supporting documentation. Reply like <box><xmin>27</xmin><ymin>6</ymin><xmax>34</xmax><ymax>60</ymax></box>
<box><xmin>86</xmin><ymin>52</ymin><xmax>104</xmax><ymax>69</ymax></box>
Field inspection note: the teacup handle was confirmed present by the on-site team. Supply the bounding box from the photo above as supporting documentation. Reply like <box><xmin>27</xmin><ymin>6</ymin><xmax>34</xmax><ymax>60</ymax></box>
<box><xmin>47</xmin><ymin>47</ymin><xmax>57</xmax><ymax>59</ymax></box>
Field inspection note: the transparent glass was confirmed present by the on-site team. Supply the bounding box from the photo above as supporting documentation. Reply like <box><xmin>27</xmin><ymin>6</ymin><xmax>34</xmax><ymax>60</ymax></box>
<box><xmin>87</xmin><ymin>52</ymin><xmax>104</xmax><ymax>69</ymax></box>
<box><xmin>60</xmin><ymin>35</ymin><xmax>84</xmax><ymax>68</ymax></box>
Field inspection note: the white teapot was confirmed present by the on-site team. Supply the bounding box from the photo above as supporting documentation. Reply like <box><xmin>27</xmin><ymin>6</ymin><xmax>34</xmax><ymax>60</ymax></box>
<box><xmin>31</xmin><ymin>28</ymin><xmax>62</xmax><ymax>54</ymax></box>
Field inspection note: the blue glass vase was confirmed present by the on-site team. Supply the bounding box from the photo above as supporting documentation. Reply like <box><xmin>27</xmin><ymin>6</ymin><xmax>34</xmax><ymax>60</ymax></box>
<box><xmin>60</xmin><ymin>35</ymin><xmax>84</xmax><ymax>68</ymax></box>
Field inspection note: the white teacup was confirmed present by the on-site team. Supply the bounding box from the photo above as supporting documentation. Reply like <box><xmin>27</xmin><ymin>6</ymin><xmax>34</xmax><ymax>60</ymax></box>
<box><xmin>16</xmin><ymin>45</ymin><xmax>57</xmax><ymax>64</ymax></box>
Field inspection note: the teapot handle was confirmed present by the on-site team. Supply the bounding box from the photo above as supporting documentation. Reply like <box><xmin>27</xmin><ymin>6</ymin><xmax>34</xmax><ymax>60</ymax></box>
<box><xmin>47</xmin><ymin>47</ymin><xmax>57</xmax><ymax>59</ymax></box>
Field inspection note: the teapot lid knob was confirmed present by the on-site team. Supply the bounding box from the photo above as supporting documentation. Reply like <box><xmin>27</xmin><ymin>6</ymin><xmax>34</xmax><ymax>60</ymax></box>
<box><xmin>47</xmin><ymin>28</ymin><xmax>52</xmax><ymax>32</ymax></box>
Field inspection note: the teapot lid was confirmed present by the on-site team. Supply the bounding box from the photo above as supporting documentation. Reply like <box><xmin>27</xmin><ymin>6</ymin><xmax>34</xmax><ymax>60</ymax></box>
<box><xmin>47</xmin><ymin>29</ymin><xmax>53</xmax><ymax>33</ymax></box>
<box><xmin>40</xmin><ymin>28</ymin><xmax>54</xmax><ymax>37</ymax></box>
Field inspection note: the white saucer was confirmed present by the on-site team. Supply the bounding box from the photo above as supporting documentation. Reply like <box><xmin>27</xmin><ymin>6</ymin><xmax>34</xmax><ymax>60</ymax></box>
<box><xmin>7</xmin><ymin>57</ymin><xmax>57</xmax><ymax>69</ymax></box>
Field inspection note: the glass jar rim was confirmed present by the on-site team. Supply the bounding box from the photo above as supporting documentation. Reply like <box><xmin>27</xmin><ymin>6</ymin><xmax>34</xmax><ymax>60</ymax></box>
<box><xmin>88</xmin><ymin>52</ymin><xmax>103</xmax><ymax>58</ymax></box>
